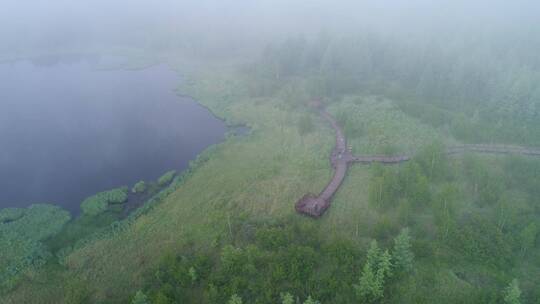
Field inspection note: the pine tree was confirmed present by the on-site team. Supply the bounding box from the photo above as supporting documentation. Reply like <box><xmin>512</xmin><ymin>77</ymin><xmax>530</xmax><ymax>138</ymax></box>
<box><xmin>366</xmin><ymin>240</ymin><xmax>381</xmax><ymax>269</ymax></box>
<box><xmin>188</xmin><ymin>266</ymin><xmax>197</xmax><ymax>283</ymax></box>
<box><xmin>393</xmin><ymin>228</ymin><xmax>414</xmax><ymax>273</ymax></box>
<box><xmin>355</xmin><ymin>240</ymin><xmax>397</xmax><ymax>302</ymax></box>
<box><xmin>503</xmin><ymin>279</ymin><xmax>521</xmax><ymax>304</ymax></box>
<box><xmin>355</xmin><ymin>260</ymin><xmax>383</xmax><ymax>303</ymax></box>
<box><xmin>280</xmin><ymin>292</ymin><xmax>294</xmax><ymax>304</ymax></box>
<box><xmin>228</xmin><ymin>294</ymin><xmax>243</xmax><ymax>304</ymax></box>
<box><xmin>154</xmin><ymin>292</ymin><xmax>172</xmax><ymax>304</ymax></box>
<box><xmin>131</xmin><ymin>290</ymin><xmax>150</xmax><ymax>304</ymax></box>
<box><xmin>303</xmin><ymin>295</ymin><xmax>320</xmax><ymax>304</ymax></box>
<box><xmin>377</xmin><ymin>250</ymin><xmax>393</xmax><ymax>284</ymax></box>
<box><xmin>519</xmin><ymin>222</ymin><xmax>538</xmax><ymax>253</ymax></box>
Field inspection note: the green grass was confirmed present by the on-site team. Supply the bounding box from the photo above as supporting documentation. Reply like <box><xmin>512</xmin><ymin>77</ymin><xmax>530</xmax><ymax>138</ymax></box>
<box><xmin>328</xmin><ymin>96</ymin><xmax>457</xmax><ymax>155</ymax></box>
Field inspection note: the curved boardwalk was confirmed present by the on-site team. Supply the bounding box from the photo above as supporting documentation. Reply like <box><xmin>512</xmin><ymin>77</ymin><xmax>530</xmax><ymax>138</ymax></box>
<box><xmin>296</xmin><ymin>109</ymin><xmax>352</xmax><ymax>217</ymax></box>
<box><xmin>295</xmin><ymin>107</ymin><xmax>540</xmax><ymax>218</ymax></box>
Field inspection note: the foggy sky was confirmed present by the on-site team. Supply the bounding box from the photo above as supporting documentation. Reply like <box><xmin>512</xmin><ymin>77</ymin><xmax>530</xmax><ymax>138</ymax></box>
<box><xmin>1</xmin><ymin>0</ymin><xmax>539</xmax><ymax>56</ymax></box>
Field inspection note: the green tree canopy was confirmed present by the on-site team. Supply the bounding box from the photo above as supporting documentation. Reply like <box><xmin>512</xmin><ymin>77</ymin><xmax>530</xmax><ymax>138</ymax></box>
<box><xmin>228</xmin><ymin>294</ymin><xmax>243</xmax><ymax>304</ymax></box>
<box><xmin>303</xmin><ymin>295</ymin><xmax>320</xmax><ymax>304</ymax></box>
<box><xmin>355</xmin><ymin>260</ymin><xmax>383</xmax><ymax>303</ymax></box>
<box><xmin>132</xmin><ymin>290</ymin><xmax>150</xmax><ymax>304</ymax></box>
<box><xmin>503</xmin><ymin>279</ymin><xmax>521</xmax><ymax>304</ymax></box>
<box><xmin>519</xmin><ymin>222</ymin><xmax>538</xmax><ymax>253</ymax></box>
<box><xmin>393</xmin><ymin>228</ymin><xmax>414</xmax><ymax>273</ymax></box>
<box><xmin>280</xmin><ymin>292</ymin><xmax>294</xmax><ymax>304</ymax></box>
<box><xmin>377</xmin><ymin>250</ymin><xmax>393</xmax><ymax>283</ymax></box>
<box><xmin>366</xmin><ymin>240</ymin><xmax>381</xmax><ymax>267</ymax></box>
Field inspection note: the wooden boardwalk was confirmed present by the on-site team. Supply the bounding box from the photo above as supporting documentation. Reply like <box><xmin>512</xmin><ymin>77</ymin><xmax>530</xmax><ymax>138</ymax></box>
<box><xmin>295</xmin><ymin>109</ymin><xmax>351</xmax><ymax>217</ymax></box>
<box><xmin>350</xmin><ymin>144</ymin><xmax>540</xmax><ymax>165</ymax></box>
<box><xmin>295</xmin><ymin>107</ymin><xmax>540</xmax><ymax>218</ymax></box>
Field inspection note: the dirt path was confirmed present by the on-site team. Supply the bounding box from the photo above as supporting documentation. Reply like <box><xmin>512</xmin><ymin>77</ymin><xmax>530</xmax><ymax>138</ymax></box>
<box><xmin>295</xmin><ymin>107</ymin><xmax>540</xmax><ymax>217</ymax></box>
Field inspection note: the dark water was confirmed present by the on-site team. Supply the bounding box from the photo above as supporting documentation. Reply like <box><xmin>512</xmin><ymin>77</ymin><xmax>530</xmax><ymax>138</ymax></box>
<box><xmin>0</xmin><ymin>56</ymin><xmax>226</xmax><ymax>214</ymax></box>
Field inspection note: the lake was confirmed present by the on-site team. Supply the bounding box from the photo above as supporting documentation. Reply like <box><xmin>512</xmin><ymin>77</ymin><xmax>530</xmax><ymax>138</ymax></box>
<box><xmin>0</xmin><ymin>55</ymin><xmax>226</xmax><ymax>214</ymax></box>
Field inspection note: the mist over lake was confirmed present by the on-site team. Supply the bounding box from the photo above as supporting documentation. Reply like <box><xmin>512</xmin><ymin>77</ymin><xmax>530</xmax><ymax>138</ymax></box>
<box><xmin>0</xmin><ymin>56</ymin><xmax>225</xmax><ymax>214</ymax></box>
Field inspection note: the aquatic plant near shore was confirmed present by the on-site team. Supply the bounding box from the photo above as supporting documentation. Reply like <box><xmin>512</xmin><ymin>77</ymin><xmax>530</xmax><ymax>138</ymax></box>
<box><xmin>54</xmin><ymin>146</ymin><xmax>218</xmax><ymax>267</ymax></box>
<box><xmin>80</xmin><ymin>187</ymin><xmax>129</xmax><ymax>216</ymax></box>
<box><xmin>0</xmin><ymin>208</ymin><xmax>25</xmax><ymax>223</ymax></box>
<box><xmin>157</xmin><ymin>170</ymin><xmax>176</xmax><ymax>186</ymax></box>
<box><xmin>132</xmin><ymin>181</ymin><xmax>147</xmax><ymax>194</ymax></box>
<box><xmin>0</xmin><ymin>204</ymin><xmax>70</xmax><ymax>290</ymax></box>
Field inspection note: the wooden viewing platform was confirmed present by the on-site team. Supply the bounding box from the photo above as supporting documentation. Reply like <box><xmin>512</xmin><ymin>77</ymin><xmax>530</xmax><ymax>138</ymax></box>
<box><xmin>295</xmin><ymin>106</ymin><xmax>540</xmax><ymax>218</ymax></box>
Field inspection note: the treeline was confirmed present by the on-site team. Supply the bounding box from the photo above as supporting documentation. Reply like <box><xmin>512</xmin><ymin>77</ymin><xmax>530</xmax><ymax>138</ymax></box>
<box><xmin>127</xmin><ymin>220</ymin><xmax>415</xmax><ymax>304</ymax></box>
<box><xmin>244</xmin><ymin>31</ymin><xmax>540</xmax><ymax>145</ymax></box>
<box><xmin>366</xmin><ymin>143</ymin><xmax>539</xmax><ymax>303</ymax></box>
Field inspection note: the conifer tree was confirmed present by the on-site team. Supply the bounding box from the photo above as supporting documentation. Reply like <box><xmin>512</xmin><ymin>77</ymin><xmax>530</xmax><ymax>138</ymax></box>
<box><xmin>377</xmin><ymin>249</ymin><xmax>393</xmax><ymax>284</ymax></box>
<box><xmin>280</xmin><ymin>292</ymin><xmax>294</xmax><ymax>304</ymax></box>
<box><xmin>393</xmin><ymin>228</ymin><xmax>414</xmax><ymax>273</ymax></box>
<box><xmin>303</xmin><ymin>295</ymin><xmax>320</xmax><ymax>304</ymax></box>
<box><xmin>355</xmin><ymin>260</ymin><xmax>383</xmax><ymax>302</ymax></box>
<box><xmin>503</xmin><ymin>279</ymin><xmax>521</xmax><ymax>304</ymax></box>
<box><xmin>228</xmin><ymin>294</ymin><xmax>243</xmax><ymax>304</ymax></box>
<box><xmin>366</xmin><ymin>240</ymin><xmax>381</xmax><ymax>268</ymax></box>
<box><xmin>132</xmin><ymin>291</ymin><xmax>150</xmax><ymax>304</ymax></box>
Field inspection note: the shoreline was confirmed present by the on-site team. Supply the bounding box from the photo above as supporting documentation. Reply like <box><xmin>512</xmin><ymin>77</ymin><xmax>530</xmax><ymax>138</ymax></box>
<box><xmin>0</xmin><ymin>55</ymin><xmax>249</xmax><ymax>219</ymax></box>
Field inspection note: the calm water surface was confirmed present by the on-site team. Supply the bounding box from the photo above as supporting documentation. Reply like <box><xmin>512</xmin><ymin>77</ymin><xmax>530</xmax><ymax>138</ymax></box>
<box><xmin>0</xmin><ymin>56</ymin><xmax>225</xmax><ymax>213</ymax></box>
